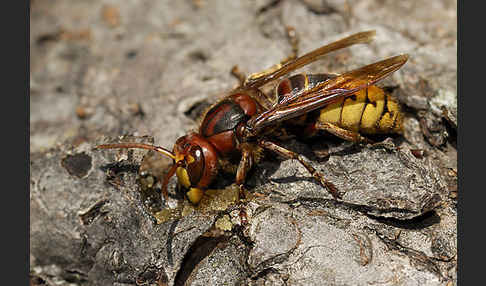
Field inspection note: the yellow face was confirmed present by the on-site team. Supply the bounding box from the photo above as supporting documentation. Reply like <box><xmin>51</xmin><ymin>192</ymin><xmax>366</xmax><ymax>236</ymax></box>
<box><xmin>174</xmin><ymin>153</ymin><xmax>205</xmax><ymax>204</ymax></box>
<box><xmin>175</xmin><ymin>153</ymin><xmax>192</xmax><ymax>188</ymax></box>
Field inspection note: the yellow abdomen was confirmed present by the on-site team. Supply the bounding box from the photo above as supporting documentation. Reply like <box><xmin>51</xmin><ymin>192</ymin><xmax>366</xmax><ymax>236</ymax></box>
<box><xmin>318</xmin><ymin>85</ymin><xmax>403</xmax><ymax>134</ymax></box>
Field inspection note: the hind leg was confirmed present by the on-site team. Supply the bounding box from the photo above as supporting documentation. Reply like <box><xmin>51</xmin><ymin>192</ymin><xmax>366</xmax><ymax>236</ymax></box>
<box><xmin>315</xmin><ymin>121</ymin><xmax>373</xmax><ymax>144</ymax></box>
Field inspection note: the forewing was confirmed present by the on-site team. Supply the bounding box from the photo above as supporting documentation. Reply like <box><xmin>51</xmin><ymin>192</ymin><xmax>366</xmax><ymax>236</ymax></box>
<box><xmin>247</xmin><ymin>54</ymin><xmax>409</xmax><ymax>133</ymax></box>
<box><xmin>244</xmin><ymin>31</ymin><xmax>376</xmax><ymax>89</ymax></box>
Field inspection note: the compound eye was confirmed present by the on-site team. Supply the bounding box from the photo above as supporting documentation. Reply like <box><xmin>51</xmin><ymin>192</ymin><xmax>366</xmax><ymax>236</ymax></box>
<box><xmin>186</xmin><ymin>146</ymin><xmax>204</xmax><ymax>186</ymax></box>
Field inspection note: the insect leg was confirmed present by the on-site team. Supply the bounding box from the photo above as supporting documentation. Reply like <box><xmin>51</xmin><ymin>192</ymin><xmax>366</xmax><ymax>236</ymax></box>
<box><xmin>234</xmin><ymin>144</ymin><xmax>257</xmax><ymax>201</ymax></box>
<box><xmin>258</xmin><ymin>139</ymin><xmax>341</xmax><ymax>199</ymax></box>
<box><xmin>315</xmin><ymin>121</ymin><xmax>373</xmax><ymax>144</ymax></box>
<box><xmin>231</xmin><ymin>65</ymin><xmax>247</xmax><ymax>87</ymax></box>
<box><xmin>280</xmin><ymin>26</ymin><xmax>300</xmax><ymax>64</ymax></box>
<box><xmin>235</xmin><ymin>145</ymin><xmax>254</xmax><ymax>186</ymax></box>
<box><xmin>231</xmin><ymin>25</ymin><xmax>300</xmax><ymax>90</ymax></box>
<box><xmin>246</xmin><ymin>26</ymin><xmax>301</xmax><ymax>84</ymax></box>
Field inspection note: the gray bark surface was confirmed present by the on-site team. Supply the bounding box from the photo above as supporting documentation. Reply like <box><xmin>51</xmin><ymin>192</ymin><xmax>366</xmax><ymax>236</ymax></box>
<box><xmin>30</xmin><ymin>1</ymin><xmax>457</xmax><ymax>285</ymax></box>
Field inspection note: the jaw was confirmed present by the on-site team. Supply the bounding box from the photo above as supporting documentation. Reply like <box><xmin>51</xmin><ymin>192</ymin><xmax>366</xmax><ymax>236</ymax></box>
<box><xmin>186</xmin><ymin>187</ymin><xmax>204</xmax><ymax>204</ymax></box>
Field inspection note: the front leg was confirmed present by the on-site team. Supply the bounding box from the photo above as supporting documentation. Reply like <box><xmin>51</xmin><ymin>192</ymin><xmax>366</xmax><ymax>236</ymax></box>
<box><xmin>258</xmin><ymin>139</ymin><xmax>341</xmax><ymax>199</ymax></box>
<box><xmin>235</xmin><ymin>144</ymin><xmax>254</xmax><ymax>186</ymax></box>
<box><xmin>234</xmin><ymin>143</ymin><xmax>257</xmax><ymax>201</ymax></box>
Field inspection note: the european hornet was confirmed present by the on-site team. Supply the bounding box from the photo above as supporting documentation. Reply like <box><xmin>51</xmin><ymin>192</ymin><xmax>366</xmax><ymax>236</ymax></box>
<box><xmin>96</xmin><ymin>30</ymin><xmax>408</xmax><ymax>204</ymax></box>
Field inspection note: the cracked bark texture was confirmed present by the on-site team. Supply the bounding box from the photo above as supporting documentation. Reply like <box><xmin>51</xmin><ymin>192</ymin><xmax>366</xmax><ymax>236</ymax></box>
<box><xmin>30</xmin><ymin>0</ymin><xmax>457</xmax><ymax>285</ymax></box>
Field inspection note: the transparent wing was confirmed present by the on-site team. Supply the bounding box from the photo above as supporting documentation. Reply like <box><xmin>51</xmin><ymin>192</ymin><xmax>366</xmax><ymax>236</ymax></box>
<box><xmin>244</xmin><ymin>30</ymin><xmax>376</xmax><ymax>89</ymax></box>
<box><xmin>247</xmin><ymin>54</ymin><xmax>409</xmax><ymax>133</ymax></box>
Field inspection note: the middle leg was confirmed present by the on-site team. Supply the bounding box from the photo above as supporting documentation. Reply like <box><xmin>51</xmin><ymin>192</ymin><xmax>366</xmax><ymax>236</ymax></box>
<box><xmin>280</xmin><ymin>25</ymin><xmax>300</xmax><ymax>65</ymax></box>
<box><xmin>244</xmin><ymin>25</ymin><xmax>301</xmax><ymax>84</ymax></box>
<box><xmin>258</xmin><ymin>139</ymin><xmax>341</xmax><ymax>199</ymax></box>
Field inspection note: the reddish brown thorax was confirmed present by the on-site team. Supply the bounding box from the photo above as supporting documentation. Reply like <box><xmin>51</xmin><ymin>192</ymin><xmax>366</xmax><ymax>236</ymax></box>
<box><xmin>199</xmin><ymin>93</ymin><xmax>261</xmax><ymax>155</ymax></box>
